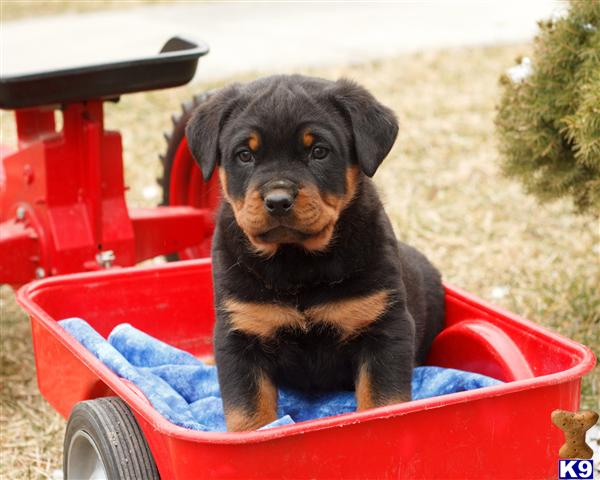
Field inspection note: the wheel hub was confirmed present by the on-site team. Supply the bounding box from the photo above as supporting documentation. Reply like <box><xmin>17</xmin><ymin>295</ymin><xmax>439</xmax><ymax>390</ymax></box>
<box><xmin>67</xmin><ymin>430</ymin><xmax>108</xmax><ymax>480</ymax></box>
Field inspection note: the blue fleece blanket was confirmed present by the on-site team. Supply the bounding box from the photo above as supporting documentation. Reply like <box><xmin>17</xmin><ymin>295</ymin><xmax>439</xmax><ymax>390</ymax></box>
<box><xmin>59</xmin><ymin>318</ymin><xmax>501</xmax><ymax>432</ymax></box>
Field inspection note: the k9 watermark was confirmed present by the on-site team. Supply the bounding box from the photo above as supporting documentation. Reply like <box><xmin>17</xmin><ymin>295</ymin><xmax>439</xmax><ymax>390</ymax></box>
<box><xmin>559</xmin><ymin>460</ymin><xmax>594</xmax><ymax>480</ymax></box>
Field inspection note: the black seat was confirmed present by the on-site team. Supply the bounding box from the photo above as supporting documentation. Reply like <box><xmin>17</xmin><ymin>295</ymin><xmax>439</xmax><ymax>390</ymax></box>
<box><xmin>0</xmin><ymin>37</ymin><xmax>209</xmax><ymax>109</ymax></box>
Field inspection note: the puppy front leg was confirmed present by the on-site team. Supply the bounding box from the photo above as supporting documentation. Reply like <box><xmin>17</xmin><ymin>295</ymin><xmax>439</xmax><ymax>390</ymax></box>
<box><xmin>215</xmin><ymin>329</ymin><xmax>278</xmax><ymax>431</ymax></box>
<box><xmin>355</xmin><ymin>309</ymin><xmax>415</xmax><ymax>410</ymax></box>
<box><xmin>224</xmin><ymin>371</ymin><xmax>277</xmax><ymax>432</ymax></box>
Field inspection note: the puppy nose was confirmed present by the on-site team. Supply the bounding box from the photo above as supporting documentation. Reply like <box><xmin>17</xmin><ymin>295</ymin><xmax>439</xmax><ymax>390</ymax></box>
<box><xmin>264</xmin><ymin>188</ymin><xmax>296</xmax><ymax>216</ymax></box>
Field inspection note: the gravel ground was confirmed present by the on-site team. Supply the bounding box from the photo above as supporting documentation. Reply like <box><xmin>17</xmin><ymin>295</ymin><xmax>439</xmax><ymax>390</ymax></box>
<box><xmin>1</xmin><ymin>43</ymin><xmax>599</xmax><ymax>478</ymax></box>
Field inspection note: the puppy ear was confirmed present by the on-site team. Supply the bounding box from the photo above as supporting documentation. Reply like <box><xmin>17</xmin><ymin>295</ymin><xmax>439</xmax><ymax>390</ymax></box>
<box><xmin>329</xmin><ymin>79</ymin><xmax>398</xmax><ymax>177</ymax></box>
<box><xmin>185</xmin><ymin>84</ymin><xmax>243</xmax><ymax>181</ymax></box>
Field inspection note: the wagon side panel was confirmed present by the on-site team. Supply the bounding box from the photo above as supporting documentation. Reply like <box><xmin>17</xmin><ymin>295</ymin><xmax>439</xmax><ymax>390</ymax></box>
<box><xmin>160</xmin><ymin>380</ymin><xmax>580</xmax><ymax>480</ymax></box>
<box><xmin>29</xmin><ymin>314</ymin><xmax>115</xmax><ymax>418</ymax></box>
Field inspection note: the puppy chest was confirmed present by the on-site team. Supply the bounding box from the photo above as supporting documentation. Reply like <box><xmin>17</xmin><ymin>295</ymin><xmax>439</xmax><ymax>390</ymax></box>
<box><xmin>271</xmin><ymin>332</ymin><xmax>358</xmax><ymax>391</ymax></box>
<box><xmin>223</xmin><ymin>289</ymin><xmax>391</xmax><ymax>339</ymax></box>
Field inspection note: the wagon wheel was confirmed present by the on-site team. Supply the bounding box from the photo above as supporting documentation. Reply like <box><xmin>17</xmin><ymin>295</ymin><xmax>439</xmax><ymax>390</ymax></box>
<box><xmin>160</xmin><ymin>92</ymin><xmax>220</xmax><ymax>260</ymax></box>
<box><xmin>63</xmin><ymin>397</ymin><xmax>159</xmax><ymax>480</ymax></box>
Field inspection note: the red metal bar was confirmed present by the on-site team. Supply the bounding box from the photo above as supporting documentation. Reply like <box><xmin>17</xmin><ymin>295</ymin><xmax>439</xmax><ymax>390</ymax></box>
<box><xmin>0</xmin><ymin>219</ymin><xmax>40</xmax><ymax>285</ymax></box>
<box><xmin>81</xmin><ymin>103</ymin><xmax>104</xmax><ymax>248</ymax></box>
<box><xmin>129</xmin><ymin>206</ymin><xmax>213</xmax><ymax>263</ymax></box>
<box><xmin>15</xmin><ymin>108</ymin><xmax>56</xmax><ymax>146</ymax></box>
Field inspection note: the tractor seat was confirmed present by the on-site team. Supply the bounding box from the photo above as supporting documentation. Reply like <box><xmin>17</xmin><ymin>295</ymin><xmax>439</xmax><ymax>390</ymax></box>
<box><xmin>0</xmin><ymin>37</ymin><xmax>208</xmax><ymax>110</ymax></box>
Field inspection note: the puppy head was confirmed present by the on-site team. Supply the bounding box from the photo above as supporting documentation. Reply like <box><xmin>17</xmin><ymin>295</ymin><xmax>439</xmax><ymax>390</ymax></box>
<box><xmin>186</xmin><ymin>75</ymin><xmax>398</xmax><ymax>256</ymax></box>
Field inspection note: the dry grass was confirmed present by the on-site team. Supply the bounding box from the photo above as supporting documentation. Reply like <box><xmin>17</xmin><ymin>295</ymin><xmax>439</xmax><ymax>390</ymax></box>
<box><xmin>1</xmin><ymin>44</ymin><xmax>598</xmax><ymax>477</ymax></box>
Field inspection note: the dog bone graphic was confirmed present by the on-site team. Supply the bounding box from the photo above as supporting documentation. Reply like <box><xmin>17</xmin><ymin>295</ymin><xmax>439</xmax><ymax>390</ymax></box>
<box><xmin>551</xmin><ymin>409</ymin><xmax>599</xmax><ymax>459</ymax></box>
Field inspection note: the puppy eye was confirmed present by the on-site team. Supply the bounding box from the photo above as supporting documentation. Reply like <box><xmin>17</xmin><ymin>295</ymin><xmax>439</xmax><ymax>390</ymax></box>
<box><xmin>311</xmin><ymin>146</ymin><xmax>329</xmax><ymax>160</ymax></box>
<box><xmin>237</xmin><ymin>150</ymin><xmax>254</xmax><ymax>163</ymax></box>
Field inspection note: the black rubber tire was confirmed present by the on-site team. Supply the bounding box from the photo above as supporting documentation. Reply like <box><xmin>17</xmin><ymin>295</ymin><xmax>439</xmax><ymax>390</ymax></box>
<box><xmin>63</xmin><ymin>397</ymin><xmax>159</xmax><ymax>480</ymax></box>
<box><xmin>159</xmin><ymin>91</ymin><xmax>214</xmax><ymax>262</ymax></box>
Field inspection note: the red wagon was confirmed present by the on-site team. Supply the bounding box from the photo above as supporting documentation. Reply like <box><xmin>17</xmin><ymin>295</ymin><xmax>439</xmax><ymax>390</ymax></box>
<box><xmin>2</xmin><ymin>37</ymin><xmax>596</xmax><ymax>479</ymax></box>
<box><xmin>17</xmin><ymin>259</ymin><xmax>595</xmax><ymax>479</ymax></box>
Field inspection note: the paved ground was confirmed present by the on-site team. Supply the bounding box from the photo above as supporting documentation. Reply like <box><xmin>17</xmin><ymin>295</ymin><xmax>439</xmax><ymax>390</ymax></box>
<box><xmin>2</xmin><ymin>0</ymin><xmax>563</xmax><ymax>82</ymax></box>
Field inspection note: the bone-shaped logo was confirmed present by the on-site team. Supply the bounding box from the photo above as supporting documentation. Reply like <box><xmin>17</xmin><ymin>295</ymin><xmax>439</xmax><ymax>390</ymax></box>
<box><xmin>551</xmin><ymin>409</ymin><xmax>598</xmax><ymax>459</ymax></box>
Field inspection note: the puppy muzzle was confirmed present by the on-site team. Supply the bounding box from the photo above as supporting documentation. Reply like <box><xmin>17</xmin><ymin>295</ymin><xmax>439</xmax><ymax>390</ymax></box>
<box><xmin>261</xmin><ymin>180</ymin><xmax>298</xmax><ymax>217</ymax></box>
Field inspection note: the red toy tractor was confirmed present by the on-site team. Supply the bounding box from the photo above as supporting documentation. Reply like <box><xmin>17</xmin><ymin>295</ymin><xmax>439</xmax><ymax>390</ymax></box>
<box><xmin>0</xmin><ymin>37</ymin><xmax>218</xmax><ymax>287</ymax></box>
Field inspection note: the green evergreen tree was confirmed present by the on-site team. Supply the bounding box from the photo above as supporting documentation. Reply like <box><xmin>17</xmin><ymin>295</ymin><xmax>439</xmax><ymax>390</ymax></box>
<box><xmin>496</xmin><ymin>0</ymin><xmax>600</xmax><ymax>214</ymax></box>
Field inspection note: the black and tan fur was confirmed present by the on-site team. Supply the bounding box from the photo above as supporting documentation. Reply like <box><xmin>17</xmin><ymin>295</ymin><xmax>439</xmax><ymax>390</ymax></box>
<box><xmin>186</xmin><ymin>75</ymin><xmax>445</xmax><ymax>432</ymax></box>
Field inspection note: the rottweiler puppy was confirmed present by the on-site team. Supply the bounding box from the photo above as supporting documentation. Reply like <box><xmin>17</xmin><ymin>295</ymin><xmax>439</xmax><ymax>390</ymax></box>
<box><xmin>186</xmin><ymin>75</ymin><xmax>445</xmax><ymax>432</ymax></box>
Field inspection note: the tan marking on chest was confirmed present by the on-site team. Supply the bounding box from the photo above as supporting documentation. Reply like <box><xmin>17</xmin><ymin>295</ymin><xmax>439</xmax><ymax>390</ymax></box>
<box><xmin>305</xmin><ymin>290</ymin><xmax>390</xmax><ymax>338</ymax></box>
<box><xmin>223</xmin><ymin>290</ymin><xmax>389</xmax><ymax>340</ymax></box>
<box><xmin>223</xmin><ymin>299</ymin><xmax>305</xmax><ymax>338</ymax></box>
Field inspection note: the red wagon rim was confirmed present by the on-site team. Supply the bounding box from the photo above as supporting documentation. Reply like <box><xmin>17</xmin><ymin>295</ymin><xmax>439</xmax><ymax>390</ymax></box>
<box><xmin>167</xmin><ymin>138</ymin><xmax>220</xmax><ymax>259</ymax></box>
<box><xmin>16</xmin><ymin>259</ymin><xmax>596</xmax><ymax>446</ymax></box>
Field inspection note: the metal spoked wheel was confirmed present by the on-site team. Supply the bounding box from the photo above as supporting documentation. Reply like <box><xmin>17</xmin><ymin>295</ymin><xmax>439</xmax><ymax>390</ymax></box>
<box><xmin>160</xmin><ymin>91</ymin><xmax>221</xmax><ymax>261</ymax></box>
<box><xmin>63</xmin><ymin>397</ymin><xmax>159</xmax><ymax>480</ymax></box>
